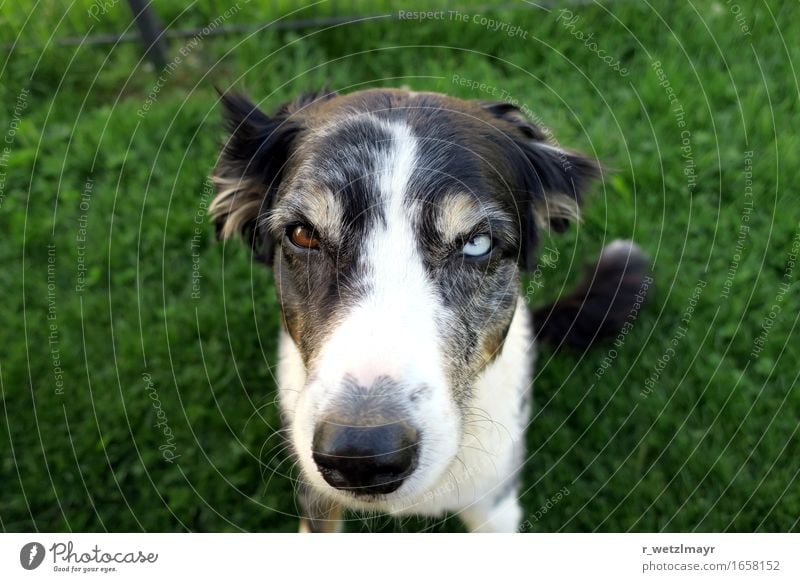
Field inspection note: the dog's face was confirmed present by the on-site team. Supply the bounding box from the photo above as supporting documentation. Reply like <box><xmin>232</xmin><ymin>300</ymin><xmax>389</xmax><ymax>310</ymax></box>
<box><xmin>211</xmin><ymin>88</ymin><xmax>598</xmax><ymax>505</ymax></box>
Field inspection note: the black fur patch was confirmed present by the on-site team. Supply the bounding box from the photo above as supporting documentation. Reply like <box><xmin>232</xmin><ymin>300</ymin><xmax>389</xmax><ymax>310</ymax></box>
<box><xmin>479</xmin><ymin>101</ymin><xmax>601</xmax><ymax>270</ymax></box>
<box><xmin>211</xmin><ymin>87</ymin><xmax>605</xmax><ymax>389</ymax></box>
<box><xmin>213</xmin><ymin>90</ymin><xmax>336</xmax><ymax>262</ymax></box>
<box><xmin>534</xmin><ymin>240</ymin><xmax>650</xmax><ymax>350</ymax></box>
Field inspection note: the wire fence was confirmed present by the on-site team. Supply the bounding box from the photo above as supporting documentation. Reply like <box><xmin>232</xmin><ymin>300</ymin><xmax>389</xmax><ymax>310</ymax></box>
<box><xmin>2</xmin><ymin>0</ymin><xmax>602</xmax><ymax>59</ymax></box>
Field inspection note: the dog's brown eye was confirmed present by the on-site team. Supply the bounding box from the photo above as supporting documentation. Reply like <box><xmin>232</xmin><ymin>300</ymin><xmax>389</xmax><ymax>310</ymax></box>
<box><xmin>289</xmin><ymin>225</ymin><xmax>320</xmax><ymax>249</ymax></box>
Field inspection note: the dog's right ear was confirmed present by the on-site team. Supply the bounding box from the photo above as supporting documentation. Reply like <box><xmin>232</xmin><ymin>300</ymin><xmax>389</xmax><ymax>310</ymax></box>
<box><xmin>209</xmin><ymin>92</ymin><xmax>303</xmax><ymax>263</ymax></box>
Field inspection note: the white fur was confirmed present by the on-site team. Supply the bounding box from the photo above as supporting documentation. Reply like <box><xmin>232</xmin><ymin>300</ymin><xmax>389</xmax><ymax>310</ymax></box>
<box><xmin>278</xmin><ymin>297</ymin><xmax>534</xmax><ymax>532</ymax></box>
<box><xmin>276</xmin><ymin>118</ymin><xmax>535</xmax><ymax>532</ymax></box>
<box><xmin>384</xmin><ymin>297</ymin><xmax>533</xmax><ymax>527</ymax></box>
<box><xmin>284</xmin><ymin>120</ymin><xmax>461</xmax><ymax>507</ymax></box>
<box><xmin>460</xmin><ymin>490</ymin><xmax>524</xmax><ymax>533</ymax></box>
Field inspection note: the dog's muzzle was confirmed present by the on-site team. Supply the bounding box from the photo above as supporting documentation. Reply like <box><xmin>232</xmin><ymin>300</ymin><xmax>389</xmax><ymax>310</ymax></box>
<box><xmin>311</xmin><ymin>376</ymin><xmax>420</xmax><ymax>495</ymax></box>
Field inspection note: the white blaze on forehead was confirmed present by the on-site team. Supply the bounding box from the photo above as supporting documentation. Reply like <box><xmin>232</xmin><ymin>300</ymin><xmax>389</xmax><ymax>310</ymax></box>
<box><xmin>374</xmin><ymin>116</ymin><xmax>417</xmax><ymax>215</ymax></box>
<box><xmin>313</xmin><ymin>117</ymin><xmax>446</xmax><ymax>393</ymax></box>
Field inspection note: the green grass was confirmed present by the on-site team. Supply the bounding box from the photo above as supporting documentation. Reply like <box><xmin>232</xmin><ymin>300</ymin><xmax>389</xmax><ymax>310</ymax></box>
<box><xmin>1</xmin><ymin>0</ymin><xmax>798</xmax><ymax>532</ymax></box>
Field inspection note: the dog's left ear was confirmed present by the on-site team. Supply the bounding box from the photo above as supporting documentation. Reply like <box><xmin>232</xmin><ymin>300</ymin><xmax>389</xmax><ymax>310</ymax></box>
<box><xmin>480</xmin><ymin>101</ymin><xmax>601</xmax><ymax>270</ymax></box>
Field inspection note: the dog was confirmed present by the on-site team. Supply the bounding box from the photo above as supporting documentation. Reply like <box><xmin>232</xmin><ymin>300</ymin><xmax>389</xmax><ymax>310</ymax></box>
<box><xmin>209</xmin><ymin>87</ymin><xmax>648</xmax><ymax>532</ymax></box>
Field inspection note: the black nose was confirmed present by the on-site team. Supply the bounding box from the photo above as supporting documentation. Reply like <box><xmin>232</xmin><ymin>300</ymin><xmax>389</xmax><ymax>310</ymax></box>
<box><xmin>312</xmin><ymin>419</ymin><xmax>419</xmax><ymax>495</ymax></box>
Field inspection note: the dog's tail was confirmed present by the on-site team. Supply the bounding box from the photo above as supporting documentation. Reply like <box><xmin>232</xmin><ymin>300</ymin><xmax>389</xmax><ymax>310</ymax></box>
<box><xmin>533</xmin><ymin>239</ymin><xmax>651</xmax><ymax>350</ymax></box>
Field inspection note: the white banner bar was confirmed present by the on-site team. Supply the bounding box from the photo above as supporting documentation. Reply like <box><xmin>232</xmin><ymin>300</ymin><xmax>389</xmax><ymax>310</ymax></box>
<box><xmin>1</xmin><ymin>534</ymin><xmax>797</xmax><ymax>581</ymax></box>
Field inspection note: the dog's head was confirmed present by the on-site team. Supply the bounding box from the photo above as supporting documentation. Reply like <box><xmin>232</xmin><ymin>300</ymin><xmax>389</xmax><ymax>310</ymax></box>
<box><xmin>211</xmin><ymin>88</ymin><xmax>599</xmax><ymax>504</ymax></box>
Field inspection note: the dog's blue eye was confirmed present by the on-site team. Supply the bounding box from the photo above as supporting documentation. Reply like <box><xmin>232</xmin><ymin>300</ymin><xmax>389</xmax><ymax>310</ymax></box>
<box><xmin>462</xmin><ymin>234</ymin><xmax>492</xmax><ymax>257</ymax></box>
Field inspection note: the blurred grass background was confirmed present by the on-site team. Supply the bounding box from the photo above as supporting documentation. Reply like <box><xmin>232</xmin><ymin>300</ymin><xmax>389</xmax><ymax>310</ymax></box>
<box><xmin>0</xmin><ymin>0</ymin><xmax>798</xmax><ymax>532</ymax></box>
